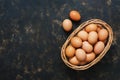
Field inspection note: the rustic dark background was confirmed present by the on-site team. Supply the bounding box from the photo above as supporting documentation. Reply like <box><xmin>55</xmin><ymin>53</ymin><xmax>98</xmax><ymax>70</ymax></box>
<box><xmin>0</xmin><ymin>0</ymin><xmax>120</xmax><ymax>80</ymax></box>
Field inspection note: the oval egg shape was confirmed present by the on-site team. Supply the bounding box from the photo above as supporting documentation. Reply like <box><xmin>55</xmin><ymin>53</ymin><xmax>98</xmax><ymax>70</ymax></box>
<box><xmin>69</xmin><ymin>10</ymin><xmax>81</xmax><ymax>21</ymax></box>
<box><xmin>94</xmin><ymin>41</ymin><xmax>105</xmax><ymax>54</ymax></box>
<box><xmin>85</xmin><ymin>23</ymin><xmax>97</xmax><ymax>32</ymax></box>
<box><xmin>86</xmin><ymin>52</ymin><xmax>96</xmax><ymax>63</ymax></box>
<box><xmin>88</xmin><ymin>31</ymin><xmax>98</xmax><ymax>45</ymax></box>
<box><xmin>77</xmin><ymin>30</ymin><xmax>88</xmax><ymax>41</ymax></box>
<box><xmin>98</xmin><ymin>29</ymin><xmax>108</xmax><ymax>41</ymax></box>
<box><xmin>62</xmin><ymin>19</ymin><xmax>72</xmax><ymax>32</ymax></box>
<box><xmin>65</xmin><ymin>45</ymin><xmax>75</xmax><ymax>58</ymax></box>
<box><xmin>75</xmin><ymin>49</ymin><xmax>86</xmax><ymax>61</ymax></box>
<box><xmin>71</xmin><ymin>37</ymin><xmax>82</xmax><ymax>48</ymax></box>
<box><xmin>82</xmin><ymin>41</ymin><xmax>93</xmax><ymax>53</ymax></box>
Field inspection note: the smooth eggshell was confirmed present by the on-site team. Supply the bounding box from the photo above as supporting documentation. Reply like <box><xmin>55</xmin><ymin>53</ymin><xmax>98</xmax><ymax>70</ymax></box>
<box><xmin>77</xmin><ymin>30</ymin><xmax>88</xmax><ymax>41</ymax></box>
<box><xmin>65</xmin><ymin>45</ymin><xmax>75</xmax><ymax>58</ymax></box>
<box><xmin>86</xmin><ymin>52</ymin><xmax>96</xmax><ymax>62</ymax></box>
<box><xmin>69</xmin><ymin>10</ymin><xmax>81</xmax><ymax>21</ymax></box>
<box><xmin>85</xmin><ymin>24</ymin><xmax>98</xmax><ymax>32</ymax></box>
<box><xmin>71</xmin><ymin>37</ymin><xmax>82</xmax><ymax>48</ymax></box>
<box><xmin>98</xmin><ymin>29</ymin><xmax>108</xmax><ymax>41</ymax></box>
<box><xmin>88</xmin><ymin>31</ymin><xmax>98</xmax><ymax>45</ymax></box>
<box><xmin>82</xmin><ymin>41</ymin><xmax>93</xmax><ymax>53</ymax></box>
<box><xmin>94</xmin><ymin>41</ymin><xmax>105</xmax><ymax>54</ymax></box>
<box><xmin>75</xmin><ymin>49</ymin><xmax>86</xmax><ymax>61</ymax></box>
<box><xmin>62</xmin><ymin>19</ymin><xmax>72</xmax><ymax>32</ymax></box>
<box><xmin>69</xmin><ymin>56</ymin><xmax>80</xmax><ymax>65</ymax></box>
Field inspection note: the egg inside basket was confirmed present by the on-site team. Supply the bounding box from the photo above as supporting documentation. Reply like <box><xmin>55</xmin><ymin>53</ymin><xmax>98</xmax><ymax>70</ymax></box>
<box><xmin>61</xmin><ymin>19</ymin><xmax>113</xmax><ymax>70</ymax></box>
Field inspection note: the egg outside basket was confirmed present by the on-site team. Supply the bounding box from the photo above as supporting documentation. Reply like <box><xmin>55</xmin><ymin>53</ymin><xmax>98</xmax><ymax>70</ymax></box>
<box><xmin>61</xmin><ymin>19</ymin><xmax>113</xmax><ymax>70</ymax></box>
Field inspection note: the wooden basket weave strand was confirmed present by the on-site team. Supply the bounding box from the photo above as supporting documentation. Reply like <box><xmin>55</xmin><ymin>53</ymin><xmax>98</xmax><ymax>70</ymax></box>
<box><xmin>61</xmin><ymin>19</ymin><xmax>113</xmax><ymax>70</ymax></box>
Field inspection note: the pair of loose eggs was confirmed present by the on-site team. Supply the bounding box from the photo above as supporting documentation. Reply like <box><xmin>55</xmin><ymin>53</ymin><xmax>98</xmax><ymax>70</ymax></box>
<box><xmin>62</xmin><ymin>10</ymin><xmax>81</xmax><ymax>31</ymax></box>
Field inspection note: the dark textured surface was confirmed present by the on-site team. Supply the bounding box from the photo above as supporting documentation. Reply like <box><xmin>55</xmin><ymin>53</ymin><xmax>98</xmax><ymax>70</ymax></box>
<box><xmin>0</xmin><ymin>0</ymin><xmax>120</xmax><ymax>80</ymax></box>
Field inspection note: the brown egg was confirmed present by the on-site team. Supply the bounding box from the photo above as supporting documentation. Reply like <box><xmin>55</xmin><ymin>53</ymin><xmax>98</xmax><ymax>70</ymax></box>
<box><xmin>62</xmin><ymin>19</ymin><xmax>72</xmax><ymax>32</ymax></box>
<box><xmin>77</xmin><ymin>30</ymin><xmax>88</xmax><ymax>41</ymax></box>
<box><xmin>82</xmin><ymin>41</ymin><xmax>93</xmax><ymax>53</ymax></box>
<box><xmin>97</xmin><ymin>27</ymin><xmax>101</xmax><ymax>32</ymax></box>
<box><xmin>75</xmin><ymin>49</ymin><xmax>86</xmax><ymax>61</ymax></box>
<box><xmin>86</xmin><ymin>52</ymin><xmax>96</xmax><ymax>63</ymax></box>
<box><xmin>69</xmin><ymin>56</ymin><xmax>80</xmax><ymax>65</ymax></box>
<box><xmin>69</xmin><ymin>10</ymin><xmax>81</xmax><ymax>21</ymax></box>
<box><xmin>65</xmin><ymin>45</ymin><xmax>75</xmax><ymax>58</ymax></box>
<box><xmin>88</xmin><ymin>31</ymin><xmax>98</xmax><ymax>45</ymax></box>
<box><xmin>79</xmin><ymin>61</ymin><xmax>86</xmax><ymax>66</ymax></box>
<box><xmin>71</xmin><ymin>37</ymin><xmax>82</xmax><ymax>48</ymax></box>
<box><xmin>97</xmin><ymin>24</ymin><xmax>103</xmax><ymax>32</ymax></box>
<box><xmin>103</xmin><ymin>39</ymin><xmax>107</xmax><ymax>44</ymax></box>
<box><xmin>94</xmin><ymin>41</ymin><xmax>105</xmax><ymax>54</ymax></box>
<box><xmin>98</xmin><ymin>29</ymin><xmax>108</xmax><ymax>41</ymax></box>
<box><xmin>85</xmin><ymin>24</ymin><xmax>97</xmax><ymax>32</ymax></box>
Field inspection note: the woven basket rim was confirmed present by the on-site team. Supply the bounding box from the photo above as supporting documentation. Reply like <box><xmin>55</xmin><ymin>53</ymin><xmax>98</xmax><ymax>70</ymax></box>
<box><xmin>61</xmin><ymin>19</ymin><xmax>113</xmax><ymax>70</ymax></box>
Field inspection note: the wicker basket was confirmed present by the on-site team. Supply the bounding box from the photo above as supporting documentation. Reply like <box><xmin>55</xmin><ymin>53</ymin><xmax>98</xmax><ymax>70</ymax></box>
<box><xmin>61</xmin><ymin>19</ymin><xmax>113</xmax><ymax>70</ymax></box>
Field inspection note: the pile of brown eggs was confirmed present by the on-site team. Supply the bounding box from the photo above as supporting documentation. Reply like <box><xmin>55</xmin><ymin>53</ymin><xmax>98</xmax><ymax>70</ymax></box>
<box><xmin>65</xmin><ymin>23</ymin><xmax>109</xmax><ymax>65</ymax></box>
